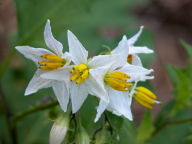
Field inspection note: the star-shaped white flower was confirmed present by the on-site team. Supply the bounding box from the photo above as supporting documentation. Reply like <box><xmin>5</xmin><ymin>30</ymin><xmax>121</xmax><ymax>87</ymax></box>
<box><xmin>15</xmin><ymin>19</ymin><xmax>71</xmax><ymax>112</ymax></box>
<box><xmin>94</xmin><ymin>63</ymin><xmax>154</xmax><ymax>122</ymax></box>
<box><xmin>107</xmin><ymin>31</ymin><xmax>158</xmax><ymax>113</ymax></box>
<box><xmin>41</xmin><ymin>30</ymin><xmax>118</xmax><ymax>113</ymax></box>
<box><xmin>112</xmin><ymin>26</ymin><xmax>154</xmax><ymax>66</ymax></box>
<box><xmin>93</xmin><ymin>37</ymin><xmax>154</xmax><ymax>122</ymax></box>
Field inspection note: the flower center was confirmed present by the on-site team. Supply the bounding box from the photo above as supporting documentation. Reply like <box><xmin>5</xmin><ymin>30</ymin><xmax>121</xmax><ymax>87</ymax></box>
<box><xmin>70</xmin><ymin>64</ymin><xmax>89</xmax><ymax>84</ymax></box>
<box><xmin>38</xmin><ymin>54</ymin><xmax>66</xmax><ymax>70</ymax></box>
<box><xmin>134</xmin><ymin>86</ymin><xmax>159</xmax><ymax>109</ymax></box>
<box><xmin>104</xmin><ymin>72</ymin><xmax>131</xmax><ymax>91</ymax></box>
<box><xmin>127</xmin><ymin>54</ymin><xmax>133</xmax><ymax>63</ymax></box>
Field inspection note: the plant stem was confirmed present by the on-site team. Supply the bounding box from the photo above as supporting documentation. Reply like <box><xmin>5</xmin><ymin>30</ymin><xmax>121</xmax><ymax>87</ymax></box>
<box><xmin>104</xmin><ymin>112</ymin><xmax>113</xmax><ymax>135</ymax></box>
<box><xmin>153</xmin><ymin>118</ymin><xmax>192</xmax><ymax>135</ymax></box>
<box><xmin>11</xmin><ymin>100</ymin><xmax>59</xmax><ymax>126</ymax></box>
<box><xmin>0</xmin><ymin>84</ymin><xmax>18</xmax><ymax>144</ymax></box>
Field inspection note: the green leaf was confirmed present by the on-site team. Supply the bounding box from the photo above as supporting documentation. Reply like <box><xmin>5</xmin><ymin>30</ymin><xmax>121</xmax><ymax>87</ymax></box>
<box><xmin>166</xmin><ymin>66</ymin><xmax>192</xmax><ymax>116</ymax></box>
<box><xmin>181</xmin><ymin>40</ymin><xmax>192</xmax><ymax>63</ymax></box>
<box><xmin>149</xmin><ymin>110</ymin><xmax>191</xmax><ymax>144</ymax></box>
<box><xmin>136</xmin><ymin>111</ymin><xmax>154</xmax><ymax>144</ymax></box>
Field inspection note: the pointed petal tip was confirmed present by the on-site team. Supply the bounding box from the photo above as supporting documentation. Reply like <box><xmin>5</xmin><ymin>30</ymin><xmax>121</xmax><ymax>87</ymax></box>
<box><xmin>61</xmin><ymin>107</ymin><xmax>67</xmax><ymax>112</ymax></box>
<box><xmin>15</xmin><ymin>46</ymin><xmax>26</xmax><ymax>51</ymax></box>
<box><xmin>67</xmin><ymin>30</ymin><xmax>73</xmax><ymax>35</ymax></box>
<box><xmin>72</xmin><ymin>108</ymin><xmax>77</xmax><ymax>114</ymax></box>
<box><xmin>122</xmin><ymin>35</ymin><xmax>127</xmax><ymax>40</ymax></box>
<box><xmin>94</xmin><ymin>118</ymin><xmax>98</xmax><ymax>123</ymax></box>
<box><xmin>47</xmin><ymin>19</ymin><xmax>50</xmax><ymax>23</ymax></box>
<box><xmin>45</xmin><ymin>19</ymin><xmax>51</xmax><ymax>28</ymax></box>
<box><xmin>124</xmin><ymin>112</ymin><xmax>133</xmax><ymax>121</ymax></box>
<box><xmin>24</xmin><ymin>91</ymin><xmax>32</xmax><ymax>96</ymax></box>
<box><xmin>15</xmin><ymin>46</ymin><xmax>21</xmax><ymax>51</ymax></box>
<box><xmin>140</xmin><ymin>25</ymin><xmax>144</xmax><ymax>29</ymax></box>
<box><xmin>150</xmin><ymin>69</ymin><xmax>154</xmax><ymax>73</ymax></box>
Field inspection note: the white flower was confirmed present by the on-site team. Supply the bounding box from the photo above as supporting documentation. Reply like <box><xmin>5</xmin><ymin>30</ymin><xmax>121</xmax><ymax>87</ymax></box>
<box><xmin>94</xmin><ymin>62</ymin><xmax>154</xmax><ymax>122</ymax></box>
<box><xmin>49</xmin><ymin>115</ymin><xmax>69</xmax><ymax>144</ymax></box>
<box><xmin>93</xmin><ymin>37</ymin><xmax>154</xmax><ymax>121</ymax></box>
<box><xmin>41</xmin><ymin>30</ymin><xmax>118</xmax><ymax>113</ymax></box>
<box><xmin>111</xmin><ymin>31</ymin><xmax>159</xmax><ymax>110</ymax></box>
<box><xmin>112</xmin><ymin>26</ymin><xmax>154</xmax><ymax>66</ymax></box>
<box><xmin>15</xmin><ymin>19</ymin><xmax>71</xmax><ymax>112</ymax></box>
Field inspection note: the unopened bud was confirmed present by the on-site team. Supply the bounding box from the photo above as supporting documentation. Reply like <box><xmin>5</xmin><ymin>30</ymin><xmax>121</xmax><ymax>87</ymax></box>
<box><xmin>49</xmin><ymin>115</ymin><xmax>69</xmax><ymax>144</ymax></box>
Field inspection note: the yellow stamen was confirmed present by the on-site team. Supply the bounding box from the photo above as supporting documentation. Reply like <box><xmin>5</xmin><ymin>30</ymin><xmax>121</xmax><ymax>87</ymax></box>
<box><xmin>127</xmin><ymin>54</ymin><xmax>133</xmax><ymax>63</ymax></box>
<box><xmin>134</xmin><ymin>86</ymin><xmax>158</xmax><ymax>109</ymax></box>
<box><xmin>134</xmin><ymin>96</ymin><xmax>152</xmax><ymax>109</ymax></box>
<box><xmin>41</xmin><ymin>54</ymin><xmax>64</xmax><ymax>62</ymax></box>
<box><xmin>104</xmin><ymin>72</ymin><xmax>131</xmax><ymax>91</ymax></box>
<box><xmin>136</xmin><ymin>87</ymin><xmax>157</xmax><ymax>99</ymax></box>
<box><xmin>39</xmin><ymin>63</ymin><xmax>63</xmax><ymax>70</ymax></box>
<box><xmin>38</xmin><ymin>54</ymin><xmax>66</xmax><ymax>71</ymax></box>
<box><xmin>70</xmin><ymin>64</ymin><xmax>89</xmax><ymax>84</ymax></box>
<box><xmin>136</xmin><ymin>92</ymin><xmax>156</xmax><ymax>104</ymax></box>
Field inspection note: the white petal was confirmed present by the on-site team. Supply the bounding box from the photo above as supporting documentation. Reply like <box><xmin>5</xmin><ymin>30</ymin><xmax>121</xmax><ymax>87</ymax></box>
<box><xmin>112</xmin><ymin>35</ymin><xmax>128</xmax><ymax>55</ymax></box>
<box><xmin>132</xmin><ymin>55</ymin><xmax>143</xmax><ymax>66</ymax></box>
<box><xmin>67</xmin><ymin>30</ymin><xmax>88</xmax><ymax>64</ymax></box>
<box><xmin>44</xmin><ymin>20</ymin><xmax>63</xmax><ymax>56</ymax></box>
<box><xmin>86</xmin><ymin>66</ymin><xmax>109</xmax><ymax>102</ymax></box>
<box><xmin>106</xmin><ymin>87</ymin><xmax>133</xmax><ymax>120</ymax></box>
<box><xmin>25</xmin><ymin>70</ymin><xmax>52</xmax><ymax>95</ymax></box>
<box><xmin>41</xmin><ymin>68</ymin><xmax>71</xmax><ymax>82</ymax></box>
<box><xmin>129</xmin><ymin>46</ymin><xmax>153</xmax><ymax>54</ymax></box>
<box><xmin>70</xmin><ymin>83</ymin><xmax>88</xmax><ymax>113</ymax></box>
<box><xmin>111</xmin><ymin>36</ymin><xmax>129</xmax><ymax>70</ymax></box>
<box><xmin>50</xmin><ymin>117</ymin><xmax>68</xmax><ymax>144</ymax></box>
<box><xmin>118</xmin><ymin>64</ymin><xmax>153</xmax><ymax>81</ymax></box>
<box><xmin>127</xmin><ymin>26</ymin><xmax>143</xmax><ymax>45</ymax></box>
<box><xmin>15</xmin><ymin>46</ymin><xmax>53</xmax><ymax>64</ymax></box>
<box><xmin>88</xmin><ymin>54</ymin><xmax>117</xmax><ymax>68</ymax></box>
<box><xmin>52</xmin><ymin>81</ymin><xmax>69</xmax><ymax>112</ymax></box>
<box><xmin>62</xmin><ymin>52</ymin><xmax>72</xmax><ymax>66</ymax></box>
<box><xmin>94</xmin><ymin>101</ymin><xmax>108</xmax><ymax>122</ymax></box>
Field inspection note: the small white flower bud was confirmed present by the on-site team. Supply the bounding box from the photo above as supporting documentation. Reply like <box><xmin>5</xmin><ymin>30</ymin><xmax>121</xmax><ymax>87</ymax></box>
<box><xmin>49</xmin><ymin>115</ymin><xmax>69</xmax><ymax>144</ymax></box>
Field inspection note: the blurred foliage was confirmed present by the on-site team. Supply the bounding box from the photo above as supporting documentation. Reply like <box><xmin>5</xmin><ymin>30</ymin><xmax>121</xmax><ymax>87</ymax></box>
<box><xmin>136</xmin><ymin>111</ymin><xmax>154</xmax><ymax>144</ymax></box>
<box><xmin>1</xmin><ymin>0</ymin><xmax>192</xmax><ymax>143</ymax></box>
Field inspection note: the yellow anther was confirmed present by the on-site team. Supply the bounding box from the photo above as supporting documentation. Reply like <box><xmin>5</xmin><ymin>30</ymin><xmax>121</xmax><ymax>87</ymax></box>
<box><xmin>127</xmin><ymin>54</ymin><xmax>133</xmax><ymax>63</ymax></box>
<box><xmin>76</xmin><ymin>77</ymin><xmax>83</xmax><ymax>84</ymax></box>
<box><xmin>107</xmin><ymin>72</ymin><xmax>130</xmax><ymax>80</ymax></box>
<box><xmin>70</xmin><ymin>73</ymin><xmax>80</xmax><ymax>81</ymax></box>
<box><xmin>136</xmin><ymin>92</ymin><xmax>156</xmax><ymax>104</ymax></box>
<box><xmin>70</xmin><ymin>69</ymin><xmax>74</xmax><ymax>73</ymax></box>
<box><xmin>39</xmin><ymin>63</ymin><xmax>63</xmax><ymax>70</ymax></box>
<box><xmin>136</xmin><ymin>87</ymin><xmax>157</xmax><ymax>99</ymax></box>
<box><xmin>41</xmin><ymin>54</ymin><xmax>64</xmax><ymax>62</ymax></box>
<box><xmin>134</xmin><ymin>86</ymin><xmax>158</xmax><ymax>109</ymax></box>
<box><xmin>74</xmin><ymin>64</ymin><xmax>88</xmax><ymax>72</ymax></box>
<box><xmin>70</xmin><ymin>64</ymin><xmax>89</xmax><ymax>84</ymax></box>
<box><xmin>104</xmin><ymin>72</ymin><xmax>131</xmax><ymax>91</ymax></box>
<box><xmin>38</xmin><ymin>54</ymin><xmax>66</xmax><ymax>71</ymax></box>
<box><xmin>134</xmin><ymin>96</ymin><xmax>152</xmax><ymax>109</ymax></box>
<box><xmin>81</xmin><ymin>70</ymin><xmax>89</xmax><ymax>79</ymax></box>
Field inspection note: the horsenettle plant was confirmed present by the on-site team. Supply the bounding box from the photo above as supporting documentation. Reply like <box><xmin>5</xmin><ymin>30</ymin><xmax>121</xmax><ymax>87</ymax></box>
<box><xmin>15</xmin><ymin>19</ymin><xmax>159</xmax><ymax>144</ymax></box>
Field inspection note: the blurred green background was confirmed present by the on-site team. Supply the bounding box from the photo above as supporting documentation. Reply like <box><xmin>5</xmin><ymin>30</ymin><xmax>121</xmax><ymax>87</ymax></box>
<box><xmin>1</xmin><ymin>0</ymin><xmax>192</xmax><ymax>143</ymax></box>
